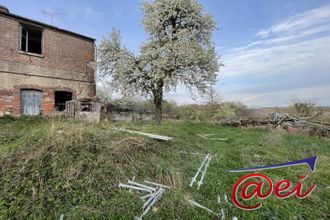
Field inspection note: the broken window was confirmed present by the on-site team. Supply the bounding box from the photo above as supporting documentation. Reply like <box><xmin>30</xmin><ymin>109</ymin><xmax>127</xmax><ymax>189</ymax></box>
<box><xmin>20</xmin><ymin>25</ymin><xmax>43</xmax><ymax>54</ymax></box>
<box><xmin>80</xmin><ymin>102</ymin><xmax>93</xmax><ymax>112</ymax></box>
<box><xmin>54</xmin><ymin>91</ymin><xmax>72</xmax><ymax>111</ymax></box>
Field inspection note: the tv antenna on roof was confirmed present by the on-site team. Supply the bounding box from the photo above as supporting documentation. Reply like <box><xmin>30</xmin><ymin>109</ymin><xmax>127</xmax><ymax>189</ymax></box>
<box><xmin>42</xmin><ymin>9</ymin><xmax>65</xmax><ymax>25</ymax></box>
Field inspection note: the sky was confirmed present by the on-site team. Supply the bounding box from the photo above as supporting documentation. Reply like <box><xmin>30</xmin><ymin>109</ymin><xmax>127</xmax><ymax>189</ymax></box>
<box><xmin>1</xmin><ymin>0</ymin><xmax>330</xmax><ymax>107</ymax></box>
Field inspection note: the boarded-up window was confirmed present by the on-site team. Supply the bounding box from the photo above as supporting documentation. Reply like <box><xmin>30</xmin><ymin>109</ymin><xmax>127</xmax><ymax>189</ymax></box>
<box><xmin>20</xmin><ymin>25</ymin><xmax>43</xmax><ymax>54</ymax></box>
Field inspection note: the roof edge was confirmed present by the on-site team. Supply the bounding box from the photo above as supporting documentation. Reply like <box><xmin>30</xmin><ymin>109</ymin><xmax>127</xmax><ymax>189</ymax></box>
<box><xmin>0</xmin><ymin>10</ymin><xmax>95</xmax><ymax>42</ymax></box>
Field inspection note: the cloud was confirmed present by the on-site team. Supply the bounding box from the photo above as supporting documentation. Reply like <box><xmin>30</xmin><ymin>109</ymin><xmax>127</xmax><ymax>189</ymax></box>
<box><xmin>223</xmin><ymin>36</ymin><xmax>330</xmax><ymax>77</ymax></box>
<box><xmin>220</xmin><ymin>4</ymin><xmax>330</xmax><ymax>107</ymax></box>
<box><xmin>220</xmin><ymin>84</ymin><xmax>330</xmax><ymax>107</ymax></box>
<box><xmin>256</xmin><ymin>4</ymin><xmax>330</xmax><ymax>38</ymax></box>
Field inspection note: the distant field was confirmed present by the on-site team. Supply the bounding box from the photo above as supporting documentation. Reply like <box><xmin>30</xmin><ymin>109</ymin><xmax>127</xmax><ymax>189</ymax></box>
<box><xmin>0</xmin><ymin>117</ymin><xmax>329</xmax><ymax>219</ymax></box>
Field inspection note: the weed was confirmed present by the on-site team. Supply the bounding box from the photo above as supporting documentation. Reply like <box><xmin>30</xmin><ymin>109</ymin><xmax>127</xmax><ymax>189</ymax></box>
<box><xmin>0</xmin><ymin>118</ymin><xmax>328</xmax><ymax>219</ymax></box>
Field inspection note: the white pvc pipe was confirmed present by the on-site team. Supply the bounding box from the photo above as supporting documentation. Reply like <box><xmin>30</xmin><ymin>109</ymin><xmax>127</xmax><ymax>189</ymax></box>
<box><xmin>197</xmin><ymin>156</ymin><xmax>211</xmax><ymax>189</ymax></box>
<box><xmin>144</xmin><ymin>180</ymin><xmax>171</xmax><ymax>189</ymax></box>
<box><xmin>140</xmin><ymin>193</ymin><xmax>153</xmax><ymax>200</ymax></box>
<box><xmin>118</xmin><ymin>183</ymin><xmax>152</xmax><ymax>193</ymax></box>
<box><xmin>128</xmin><ymin>181</ymin><xmax>157</xmax><ymax>192</ymax></box>
<box><xmin>137</xmin><ymin>188</ymin><xmax>166</xmax><ymax>219</ymax></box>
<box><xmin>112</xmin><ymin>128</ymin><xmax>173</xmax><ymax>141</ymax></box>
<box><xmin>142</xmin><ymin>188</ymin><xmax>161</xmax><ymax>209</ymax></box>
<box><xmin>189</xmin><ymin>154</ymin><xmax>210</xmax><ymax>187</ymax></box>
<box><xmin>221</xmin><ymin>209</ymin><xmax>225</xmax><ymax>220</ymax></box>
<box><xmin>187</xmin><ymin>199</ymin><xmax>214</xmax><ymax>214</ymax></box>
<box><xmin>224</xmin><ymin>193</ymin><xmax>228</xmax><ymax>203</ymax></box>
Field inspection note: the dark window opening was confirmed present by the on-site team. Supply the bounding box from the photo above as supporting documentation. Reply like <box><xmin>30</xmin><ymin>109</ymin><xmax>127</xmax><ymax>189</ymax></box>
<box><xmin>20</xmin><ymin>25</ymin><xmax>42</xmax><ymax>54</ymax></box>
<box><xmin>80</xmin><ymin>102</ymin><xmax>93</xmax><ymax>112</ymax></box>
<box><xmin>55</xmin><ymin>91</ymin><xmax>72</xmax><ymax>111</ymax></box>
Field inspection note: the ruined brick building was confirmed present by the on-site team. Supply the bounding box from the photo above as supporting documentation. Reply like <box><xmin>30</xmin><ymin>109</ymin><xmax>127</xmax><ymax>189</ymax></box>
<box><xmin>0</xmin><ymin>5</ymin><xmax>96</xmax><ymax>116</ymax></box>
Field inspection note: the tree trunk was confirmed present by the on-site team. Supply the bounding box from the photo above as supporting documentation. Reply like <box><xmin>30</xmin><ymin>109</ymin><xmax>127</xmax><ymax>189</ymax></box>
<box><xmin>153</xmin><ymin>88</ymin><xmax>163</xmax><ymax>125</ymax></box>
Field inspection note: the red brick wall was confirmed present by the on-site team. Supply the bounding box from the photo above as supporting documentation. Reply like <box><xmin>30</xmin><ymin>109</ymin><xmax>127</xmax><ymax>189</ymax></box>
<box><xmin>0</xmin><ymin>14</ymin><xmax>95</xmax><ymax>116</ymax></box>
<box><xmin>0</xmin><ymin>85</ymin><xmax>77</xmax><ymax>116</ymax></box>
<box><xmin>0</xmin><ymin>15</ymin><xmax>95</xmax><ymax>78</ymax></box>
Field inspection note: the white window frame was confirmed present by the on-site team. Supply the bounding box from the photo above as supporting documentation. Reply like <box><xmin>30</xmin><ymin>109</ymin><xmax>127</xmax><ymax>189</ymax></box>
<box><xmin>19</xmin><ymin>25</ymin><xmax>43</xmax><ymax>56</ymax></box>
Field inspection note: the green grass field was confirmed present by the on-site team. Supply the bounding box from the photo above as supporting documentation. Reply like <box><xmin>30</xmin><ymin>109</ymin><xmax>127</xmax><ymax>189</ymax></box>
<box><xmin>0</xmin><ymin>117</ymin><xmax>329</xmax><ymax>219</ymax></box>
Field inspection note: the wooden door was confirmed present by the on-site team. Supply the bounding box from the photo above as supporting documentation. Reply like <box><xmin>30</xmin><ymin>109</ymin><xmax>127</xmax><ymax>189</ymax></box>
<box><xmin>21</xmin><ymin>90</ymin><xmax>42</xmax><ymax>116</ymax></box>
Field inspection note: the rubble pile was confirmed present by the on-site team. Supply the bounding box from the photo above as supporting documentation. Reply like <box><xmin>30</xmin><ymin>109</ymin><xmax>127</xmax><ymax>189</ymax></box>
<box><xmin>220</xmin><ymin>112</ymin><xmax>330</xmax><ymax>137</ymax></box>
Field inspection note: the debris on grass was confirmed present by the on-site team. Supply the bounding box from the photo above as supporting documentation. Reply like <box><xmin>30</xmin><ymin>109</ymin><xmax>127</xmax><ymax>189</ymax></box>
<box><xmin>135</xmin><ymin>187</ymin><xmax>166</xmax><ymax>220</ymax></box>
<box><xmin>179</xmin><ymin>151</ymin><xmax>207</xmax><ymax>156</ymax></box>
<box><xmin>197</xmin><ymin>134</ymin><xmax>208</xmax><ymax>139</ymax></box>
<box><xmin>210</xmin><ymin>137</ymin><xmax>228</xmax><ymax>141</ymax></box>
<box><xmin>197</xmin><ymin>155</ymin><xmax>212</xmax><ymax>190</ymax></box>
<box><xmin>112</xmin><ymin>128</ymin><xmax>173</xmax><ymax>141</ymax></box>
<box><xmin>118</xmin><ymin>183</ymin><xmax>153</xmax><ymax>193</ymax></box>
<box><xmin>189</xmin><ymin>154</ymin><xmax>212</xmax><ymax>189</ymax></box>
<box><xmin>197</xmin><ymin>133</ymin><xmax>228</xmax><ymax>141</ymax></box>
<box><xmin>186</xmin><ymin>199</ymin><xmax>220</xmax><ymax>217</ymax></box>
<box><xmin>129</xmin><ymin>176</ymin><xmax>136</xmax><ymax>192</ymax></box>
<box><xmin>232</xmin><ymin>217</ymin><xmax>238</xmax><ymax>220</ymax></box>
<box><xmin>186</xmin><ymin>198</ymin><xmax>215</xmax><ymax>214</ymax></box>
<box><xmin>224</xmin><ymin>193</ymin><xmax>229</xmax><ymax>204</ymax></box>
<box><xmin>119</xmin><ymin>180</ymin><xmax>169</xmax><ymax>220</ymax></box>
<box><xmin>217</xmin><ymin>195</ymin><xmax>221</xmax><ymax>204</ymax></box>
<box><xmin>141</xmin><ymin>193</ymin><xmax>153</xmax><ymax>200</ymax></box>
<box><xmin>127</xmin><ymin>180</ymin><xmax>157</xmax><ymax>192</ymax></box>
<box><xmin>189</xmin><ymin>153</ymin><xmax>210</xmax><ymax>187</ymax></box>
<box><xmin>143</xmin><ymin>180</ymin><xmax>171</xmax><ymax>190</ymax></box>
<box><xmin>59</xmin><ymin>214</ymin><xmax>64</xmax><ymax>220</ymax></box>
<box><xmin>221</xmin><ymin>208</ymin><xmax>225</xmax><ymax>220</ymax></box>
<box><xmin>202</xmin><ymin>133</ymin><xmax>215</xmax><ymax>137</ymax></box>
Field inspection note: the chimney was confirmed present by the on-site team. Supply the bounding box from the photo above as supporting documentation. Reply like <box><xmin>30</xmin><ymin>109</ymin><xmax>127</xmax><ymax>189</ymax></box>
<box><xmin>0</xmin><ymin>5</ymin><xmax>9</xmax><ymax>13</ymax></box>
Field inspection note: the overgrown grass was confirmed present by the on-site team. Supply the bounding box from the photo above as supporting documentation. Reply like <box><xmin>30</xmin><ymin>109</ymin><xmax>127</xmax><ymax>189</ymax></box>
<box><xmin>0</xmin><ymin>117</ymin><xmax>329</xmax><ymax>219</ymax></box>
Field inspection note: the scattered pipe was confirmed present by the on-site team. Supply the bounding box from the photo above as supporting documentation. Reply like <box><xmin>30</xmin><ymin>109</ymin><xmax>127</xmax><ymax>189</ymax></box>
<box><xmin>187</xmin><ymin>199</ymin><xmax>214</xmax><ymax>214</ymax></box>
<box><xmin>224</xmin><ymin>193</ymin><xmax>229</xmax><ymax>203</ymax></box>
<box><xmin>144</xmin><ymin>180</ymin><xmax>171</xmax><ymax>189</ymax></box>
<box><xmin>112</xmin><ymin>128</ymin><xmax>173</xmax><ymax>141</ymax></box>
<box><xmin>179</xmin><ymin>151</ymin><xmax>207</xmax><ymax>156</ymax></box>
<box><xmin>217</xmin><ymin>195</ymin><xmax>221</xmax><ymax>204</ymax></box>
<box><xmin>197</xmin><ymin>134</ymin><xmax>228</xmax><ymax>141</ymax></box>
<box><xmin>118</xmin><ymin>183</ymin><xmax>152</xmax><ymax>193</ymax></box>
<box><xmin>129</xmin><ymin>176</ymin><xmax>136</xmax><ymax>192</ymax></box>
<box><xmin>119</xmin><ymin>180</ymin><xmax>169</xmax><ymax>219</ymax></box>
<box><xmin>142</xmin><ymin>188</ymin><xmax>162</xmax><ymax>209</ymax></box>
<box><xmin>141</xmin><ymin>193</ymin><xmax>153</xmax><ymax>200</ymax></box>
<box><xmin>189</xmin><ymin>154</ymin><xmax>210</xmax><ymax>187</ymax></box>
<box><xmin>197</xmin><ymin>134</ymin><xmax>208</xmax><ymax>139</ymax></box>
<box><xmin>136</xmin><ymin>188</ymin><xmax>166</xmax><ymax>220</ymax></box>
<box><xmin>128</xmin><ymin>181</ymin><xmax>157</xmax><ymax>192</ymax></box>
<box><xmin>209</xmin><ymin>138</ymin><xmax>228</xmax><ymax>141</ymax></box>
<box><xmin>221</xmin><ymin>209</ymin><xmax>225</xmax><ymax>220</ymax></box>
<box><xmin>197</xmin><ymin>156</ymin><xmax>212</xmax><ymax>189</ymax></box>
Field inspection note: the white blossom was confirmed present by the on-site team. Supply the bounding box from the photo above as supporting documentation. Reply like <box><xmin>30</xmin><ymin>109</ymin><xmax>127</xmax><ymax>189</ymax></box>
<box><xmin>98</xmin><ymin>0</ymin><xmax>220</xmax><ymax>124</ymax></box>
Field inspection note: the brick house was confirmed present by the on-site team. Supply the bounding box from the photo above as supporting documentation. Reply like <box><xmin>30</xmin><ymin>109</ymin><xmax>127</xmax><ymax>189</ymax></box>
<box><xmin>0</xmin><ymin>5</ymin><xmax>96</xmax><ymax>116</ymax></box>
